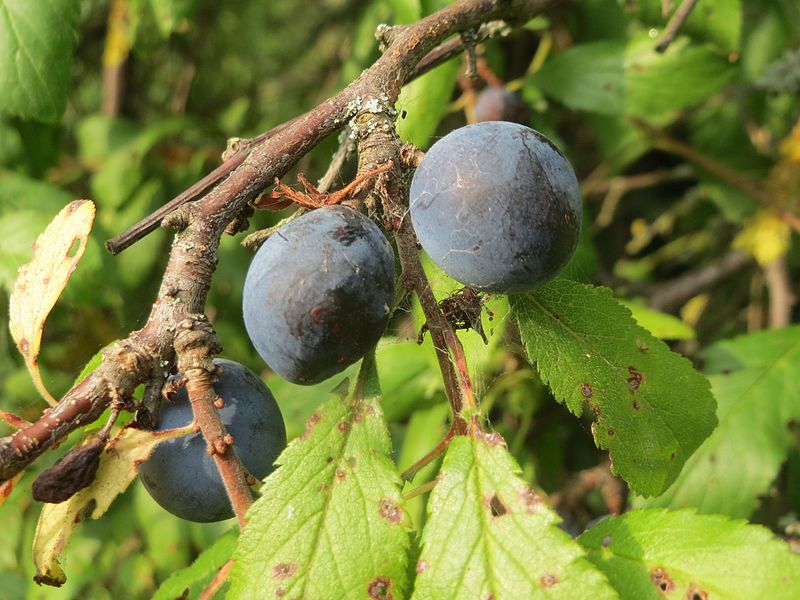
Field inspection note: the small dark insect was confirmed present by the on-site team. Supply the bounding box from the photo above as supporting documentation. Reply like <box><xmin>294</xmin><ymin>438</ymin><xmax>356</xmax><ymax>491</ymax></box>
<box><xmin>418</xmin><ymin>287</ymin><xmax>493</xmax><ymax>344</ymax></box>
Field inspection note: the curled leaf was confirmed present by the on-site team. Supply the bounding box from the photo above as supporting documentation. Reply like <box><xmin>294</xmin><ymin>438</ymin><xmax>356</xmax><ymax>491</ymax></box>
<box><xmin>33</xmin><ymin>424</ymin><xmax>191</xmax><ymax>586</ymax></box>
<box><xmin>9</xmin><ymin>200</ymin><xmax>96</xmax><ymax>406</ymax></box>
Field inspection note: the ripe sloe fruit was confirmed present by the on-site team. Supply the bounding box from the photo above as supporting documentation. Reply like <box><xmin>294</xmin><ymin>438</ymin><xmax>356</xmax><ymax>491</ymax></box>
<box><xmin>243</xmin><ymin>205</ymin><xmax>395</xmax><ymax>385</ymax></box>
<box><xmin>473</xmin><ymin>86</ymin><xmax>528</xmax><ymax>124</ymax></box>
<box><xmin>409</xmin><ymin>122</ymin><xmax>581</xmax><ymax>293</ymax></box>
<box><xmin>138</xmin><ymin>359</ymin><xmax>286</xmax><ymax>522</ymax></box>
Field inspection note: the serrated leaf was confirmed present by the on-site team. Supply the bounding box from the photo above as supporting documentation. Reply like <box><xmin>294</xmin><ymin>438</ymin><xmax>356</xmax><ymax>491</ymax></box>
<box><xmin>511</xmin><ymin>278</ymin><xmax>717</xmax><ymax>497</ymax></box>
<box><xmin>641</xmin><ymin>326</ymin><xmax>800</xmax><ymax>517</ymax></box>
<box><xmin>579</xmin><ymin>508</ymin><xmax>800</xmax><ymax>599</ymax></box>
<box><xmin>153</xmin><ymin>529</ymin><xmax>237</xmax><ymax>600</ymax></box>
<box><xmin>531</xmin><ymin>37</ymin><xmax>734</xmax><ymax>123</ymax></box>
<box><xmin>9</xmin><ymin>200</ymin><xmax>95</xmax><ymax>405</ymax></box>
<box><xmin>0</xmin><ymin>0</ymin><xmax>80</xmax><ymax>122</ymax></box>
<box><xmin>33</xmin><ymin>425</ymin><xmax>191</xmax><ymax>586</ymax></box>
<box><xmin>229</xmin><ymin>358</ymin><xmax>410</xmax><ymax>600</ymax></box>
<box><xmin>412</xmin><ymin>433</ymin><xmax>617</xmax><ymax>599</ymax></box>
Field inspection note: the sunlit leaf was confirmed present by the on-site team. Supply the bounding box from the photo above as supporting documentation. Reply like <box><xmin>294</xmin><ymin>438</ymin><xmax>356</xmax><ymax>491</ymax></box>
<box><xmin>8</xmin><ymin>200</ymin><xmax>95</xmax><ymax>406</ymax></box>
<box><xmin>412</xmin><ymin>432</ymin><xmax>616</xmax><ymax>599</ymax></box>
<box><xmin>580</xmin><ymin>509</ymin><xmax>800</xmax><ymax>599</ymax></box>
<box><xmin>511</xmin><ymin>278</ymin><xmax>716</xmax><ymax>497</ymax></box>
<box><xmin>229</xmin><ymin>357</ymin><xmax>410</xmax><ymax>599</ymax></box>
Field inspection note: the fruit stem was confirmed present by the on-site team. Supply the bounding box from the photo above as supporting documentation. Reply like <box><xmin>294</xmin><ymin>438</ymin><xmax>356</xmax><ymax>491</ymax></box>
<box><xmin>400</xmin><ymin>423</ymin><xmax>457</xmax><ymax>481</ymax></box>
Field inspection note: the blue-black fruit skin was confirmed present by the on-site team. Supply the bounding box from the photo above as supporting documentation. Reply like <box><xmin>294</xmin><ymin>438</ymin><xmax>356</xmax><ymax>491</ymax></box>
<box><xmin>409</xmin><ymin>122</ymin><xmax>581</xmax><ymax>294</ymax></box>
<box><xmin>138</xmin><ymin>359</ymin><xmax>286</xmax><ymax>522</ymax></box>
<box><xmin>243</xmin><ymin>206</ymin><xmax>395</xmax><ymax>385</ymax></box>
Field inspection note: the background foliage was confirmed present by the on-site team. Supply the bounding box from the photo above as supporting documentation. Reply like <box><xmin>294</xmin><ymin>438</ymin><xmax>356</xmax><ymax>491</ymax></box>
<box><xmin>1</xmin><ymin>0</ymin><xmax>800</xmax><ymax>598</ymax></box>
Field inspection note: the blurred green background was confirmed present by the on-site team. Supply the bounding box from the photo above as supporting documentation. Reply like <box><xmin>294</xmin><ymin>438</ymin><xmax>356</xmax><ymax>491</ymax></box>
<box><xmin>2</xmin><ymin>0</ymin><xmax>799</xmax><ymax>597</ymax></box>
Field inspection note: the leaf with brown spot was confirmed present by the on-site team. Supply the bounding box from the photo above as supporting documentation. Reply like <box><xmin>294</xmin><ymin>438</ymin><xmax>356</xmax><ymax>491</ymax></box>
<box><xmin>511</xmin><ymin>278</ymin><xmax>716</xmax><ymax>497</ymax></box>
<box><xmin>229</xmin><ymin>355</ymin><xmax>410</xmax><ymax>599</ymax></box>
<box><xmin>412</xmin><ymin>434</ymin><xmax>615</xmax><ymax>599</ymax></box>
<box><xmin>33</xmin><ymin>424</ymin><xmax>192</xmax><ymax>586</ymax></box>
<box><xmin>9</xmin><ymin>200</ymin><xmax>95</xmax><ymax>406</ymax></box>
<box><xmin>580</xmin><ymin>508</ymin><xmax>800</xmax><ymax>600</ymax></box>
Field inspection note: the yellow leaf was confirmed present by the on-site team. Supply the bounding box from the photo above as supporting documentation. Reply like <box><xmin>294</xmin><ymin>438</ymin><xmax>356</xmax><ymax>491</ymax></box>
<box><xmin>8</xmin><ymin>200</ymin><xmax>96</xmax><ymax>406</ymax></box>
<box><xmin>732</xmin><ymin>209</ymin><xmax>791</xmax><ymax>266</ymax></box>
<box><xmin>32</xmin><ymin>425</ymin><xmax>192</xmax><ymax>586</ymax></box>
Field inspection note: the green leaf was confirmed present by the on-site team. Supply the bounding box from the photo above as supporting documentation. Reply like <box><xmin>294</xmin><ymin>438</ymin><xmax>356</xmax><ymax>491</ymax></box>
<box><xmin>640</xmin><ymin>326</ymin><xmax>800</xmax><ymax>517</ymax></box>
<box><xmin>579</xmin><ymin>509</ymin><xmax>800</xmax><ymax>600</ymax></box>
<box><xmin>511</xmin><ymin>278</ymin><xmax>717</xmax><ymax>497</ymax></box>
<box><xmin>0</xmin><ymin>0</ymin><xmax>80</xmax><ymax>122</ymax></box>
<box><xmin>384</xmin><ymin>0</ymin><xmax>421</xmax><ymax>23</ymax></box>
<box><xmin>396</xmin><ymin>59</ymin><xmax>460</xmax><ymax>148</ymax></box>
<box><xmin>412</xmin><ymin>434</ymin><xmax>616</xmax><ymax>599</ymax></box>
<box><xmin>531</xmin><ymin>37</ymin><xmax>734</xmax><ymax>122</ymax></box>
<box><xmin>152</xmin><ymin>529</ymin><xmax>237</xmax><ymax>600</ymax></box>
<box><xmin>229</xmin><ymin>358</ymin><xmax>410</xmax><ymax>599</ymax></box>
<box><xmin>618</xmin><ymin>300</ymin><xmax>695</xmax><ymax>341</ymax></box>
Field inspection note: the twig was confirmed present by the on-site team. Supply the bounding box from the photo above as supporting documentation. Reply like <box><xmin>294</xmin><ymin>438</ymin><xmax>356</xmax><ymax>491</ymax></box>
<box><xmin>174</xmin><ymin>316</ymin><xmax>253</xmax><ymax>527</ymax></box>
<box><xmin>634</xmin><ymin>119</ymin><xmax>800</xmax><ymax>233</ymax></box>
<box><xmin>404</xmin><ymin>479</ymin><xmax>438</xmax><ymax>500</ymax></box>
<box><xmin>105</xmin><ymin>15</ymin><xmax>516</xmax><ymax>256</ymax></box>
<box><xmin>400</xmin><ymin>424</ymin><xmax>457</xmax><ymax>481</ymax></box>
<box><xmin>199</xmin><ymin>559</ymin><xmax>234</xmax><ymax>600</ymax></box>
<box><xmin>1</xmin><ymin>0</ymin><xmax>557</xmax><ymax>485</ymax></box>
<box><xmin>649</xmin><ymin>250</ymin><xmax>754</xmax><ymax>312</ymax></box>
<box><xmin>654</xmin><ymin>0</ymin><xmax>699</xmax><ymax>53</ymax></box>
<box><xmin>102</xmin><ymin>0</ymin><xmax>131</xmax><ymax>116</ymax></box>
<box><xmin>552</xmin><ymin>459</ymin><xmax>627</xmax><ymax>516</ymax></box>
<box><xmin>764</xmin><ymin>255</ymin><xmax>795</xmax><ymax>328</ymax></box>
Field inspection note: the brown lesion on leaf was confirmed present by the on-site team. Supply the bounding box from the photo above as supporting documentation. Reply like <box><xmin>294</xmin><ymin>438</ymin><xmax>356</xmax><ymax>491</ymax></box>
<box><xmin>520</xmin><ymin>486</ymin><xmax>542</xmax><ymax>513</ymax></box>
<box><xmin>298</xmin><ymin>412</ymin><xmax>321</xmax><ymax>441</ymax></box>
<box><xmin>651</xmin><ymin>567</ymin><xmax>675</xmax><ymax>594</ymax></box>
<box><xmin>487</xmin><ymin>493</ymin><xmax>507</xmax><ymax>517</ymax></box>
<box><xmin>272</xmin><ymin>562</ymin><xmax>297</xmax><ymax>580</ymax></box>
<box><xmin>686</xmin><ymin>585</ymin><xmax>708</xmax><ymax>600</ymax></box>
<box><xmin>627</xmin><ymin>366</ymin><xmax>644</xmax><ymax>393</ymax></box>
<box><xmin>580</xmin><ymin>383</ymin><xmax>594</xmax><ymax>399</ymax></box>
<box><xmin>416</xmin><ymin>560</ymin><xmax>429</xmax><ymax>574</ymax></box>
<box><xmin>540</xmin><ymin>574</ymin><xmax>558</xmax><ymax>588</ymax></box>
<box><xmin>367</xmin><ymin>576</ymin><xmax>393</xmax><ymax>600</ymax></box>
<box><xmin>337</xmin><ymin>421</ymin><xmax>350</xmax><ymax>432</ymax></box>
<box><xmin>379</xmin><ymin>498</ymin><xmax>402</xmax><ymax>523</ymax></box>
